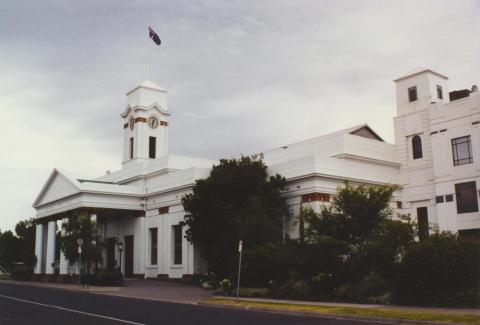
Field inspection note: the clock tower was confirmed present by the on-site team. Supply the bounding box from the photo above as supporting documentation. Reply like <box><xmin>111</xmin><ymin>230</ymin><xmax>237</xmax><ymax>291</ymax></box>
<box><xmin>121</xmin><ymin>79</ymin><xmax>170</xmax><ymax>165</ymax></box>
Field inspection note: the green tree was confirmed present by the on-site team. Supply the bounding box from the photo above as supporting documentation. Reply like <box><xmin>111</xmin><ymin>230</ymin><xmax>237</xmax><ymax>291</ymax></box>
<box><xmin>61</xmin><ymin>212</ymin><xmax>103</xmax><ymax>274</ymax></box>
<box><xmin>0</xmin><ymin>230</ymin><xmax>19</xmax><ymax>272</ymax></box>
<box><xmin>182</xmin><ymin>155</ymin><xmax>288</xmax><ymax>279</ymax></box>
<box><xmin>14</xmin><ymin>219</ymin><xmax>36</xmax><ymax>267</ymax></box>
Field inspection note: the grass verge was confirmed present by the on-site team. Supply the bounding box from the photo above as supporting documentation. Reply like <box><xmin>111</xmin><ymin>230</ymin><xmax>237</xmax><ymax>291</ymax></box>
<box><xmin>203</xmin><ymin>297</ymin><xmax>480</xmax><ymax>324</ymax></box>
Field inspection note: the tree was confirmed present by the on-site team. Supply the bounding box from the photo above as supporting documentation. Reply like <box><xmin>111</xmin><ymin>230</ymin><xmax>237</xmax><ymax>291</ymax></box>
<box><xmin>14</xmin><ymin>219</ymin><xmax>36</xmax><ymax>267</ymax></box>
<box><xmin>305</xmin><ymin>183</ymin><xmax>416</xmax><ymax>301</ymax></box>
<box><xmin>61</xmin><ymin>212</ymin><xmax>103</xmax><ymax>274</ymax></box>
<box><xmin>182</xmin><ymin>155</ymin><xmax>288</xmax><ymax>279</ymax></box>
<box><xmin>0</xmin><ymin>230</ymin><xmax>19</xmax><ymax>272</ymax></box>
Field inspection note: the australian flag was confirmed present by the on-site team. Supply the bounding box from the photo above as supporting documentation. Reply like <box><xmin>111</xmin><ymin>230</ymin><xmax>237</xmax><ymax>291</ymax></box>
<box><xmin>149</xmin><ymin>26</ymin><xmax>161</xmax><ymax>46</ymax></box>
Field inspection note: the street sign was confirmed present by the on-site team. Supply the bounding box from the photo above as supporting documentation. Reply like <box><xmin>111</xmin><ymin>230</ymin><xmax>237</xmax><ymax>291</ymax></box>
<box><xmin>238</xmin><ymin>240</ymin><xmax>243</xmax><ymax>252</ymax></box>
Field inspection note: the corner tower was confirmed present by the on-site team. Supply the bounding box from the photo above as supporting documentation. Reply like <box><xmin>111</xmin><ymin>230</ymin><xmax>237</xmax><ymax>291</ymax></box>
<box><xmin>121</xmin><ymin>80</ymin><xmax>170</xmax><ymax>164</ymax></box>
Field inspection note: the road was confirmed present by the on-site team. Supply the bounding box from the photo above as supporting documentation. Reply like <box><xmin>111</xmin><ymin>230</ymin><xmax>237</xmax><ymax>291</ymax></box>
<box><xmin>0</xmin><ymin>282</ymin><xmax>387</xmax><ymax>325</ymax></box>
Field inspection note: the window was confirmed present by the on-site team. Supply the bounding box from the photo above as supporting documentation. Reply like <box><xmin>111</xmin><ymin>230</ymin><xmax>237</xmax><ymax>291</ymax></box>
<box><xmin>408</xmin><ymin>86</ymin><xmax>418</xmax><ymax>102</ymax></box>
<box><xmin>129</xmin><ymin>137</ymin><xmax>134</xmax><ymax>159</ymax></box>
<box><xmin>412</xmin><ymin>135</ymin><xmax>423</xmax><ymax>159</ymax></box>
<box><xmin>435</xmin><ymin>196</ymin><xmax>444</xmax><ymax>204</ymax></box>
<box><xmin>159</xmin><ymin>206</ymin><xmax>169</xmax><ymax>214</ymax></box>
<box><xmin>417</xmin><ymin>207</ymin><xmax>429</xmax><ymax>241</ymax></box>
<box><xmin>445</xmin><ymin>194</ymin><xmax>454</xmax><ymax>202</ymax></box>
<box><xmin>396</xmin><ymin>201</ymin><xmax>402</xmax><ymax>209</ymax></box>
<box><xmin>149</xmin><ymin>136</ymin><xmax>156</xmax><ymax>159</ymax></box>
<box><xmin>437</xmin><ymin>85</ymin><xmax>443</xmax><ymax>99</ymax></box>
<box><xmin>451</xmin><ymin>136</ymin><xmax>473</xmax><ymax>166</ymax></box>
<box><xmin>172</xmin><ymin>225</ymin><xmax>182</xmax><ymax>265</ymax></box>
<box><xmin>149</xmin><ymin>228</ymin><xmax>158</xmax><ymax>265</ymax></box>
<box><xmin>455</xmin><ymin>181</ymin><xmax>478</xmax><ymax>214</ymax></box>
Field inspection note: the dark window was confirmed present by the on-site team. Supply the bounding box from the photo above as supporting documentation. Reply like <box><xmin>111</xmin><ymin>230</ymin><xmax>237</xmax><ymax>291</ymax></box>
<box><xmin>412</xmin><ymin>135</ymin><xmax>423</xmax><ymax>159</ymax></box>
<box><xmin>455</xmin><ymin>181</ymin><xmax>478</xmax><ymax>214</ymax></box>
<box><xmin>408</xmin><ymin>86</ymin><xmax>418</xmax><ymax>102</ymax></box>
<box><xmin>159</xmin><ymin>206</ymin><xmax>169</xmax><ymax>214</ymax></box>
<box><xmin>436</xmin><ymin>196</ymin><xmax>444</xmax><ymax>204</ymax></box>
<box><xmin>149</xmin><ymin>136</ymin><xmax>156</xmax><ymax>159</ymax></box>
<box><xmin>445</xmin><ymin>194</ymin><xmax>454</xmax><ymax>202</ymax></box>
<box><xmin>396</xmin><ymin>201</ymin><xmax>402</xmax><ymax>209</ymax></box>
<box><xmin>129</xmin><ymin>137</ymin><xmax>134</xmax><ymax>159</ymax></box>
<box><xmin>417</xmin><ymin>207</ymin><xmax>429</xmax><ymax>241</ymax></box>
<box><xmin>437</xmin><ymin>85</ymin><xmax>443</xmax><ymax>99</ymax></box>
<box><xmin>173</xmin><ymin>225</ymin><xmax>182</xmax><ymax>265</ymax></box>
<box><xmin>150</xmin><ymin>228</ymin><xmax>158</xmax><ymax>265</ymax></box>
<box><xmin>451</xmin><ymin>136</ymin><xmax>473</xmax><ymax>166</ymax></box>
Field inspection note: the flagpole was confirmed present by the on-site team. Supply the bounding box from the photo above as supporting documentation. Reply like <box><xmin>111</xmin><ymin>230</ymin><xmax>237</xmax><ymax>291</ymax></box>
<box><xmin>146</xmin><ymin>26</ymin><xmax>150</xmax><ymax>80</ymax></box>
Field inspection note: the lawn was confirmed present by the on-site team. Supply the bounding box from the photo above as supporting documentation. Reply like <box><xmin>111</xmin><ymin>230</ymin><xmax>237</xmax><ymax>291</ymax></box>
<box><xmin>204</xmin><ymin>297</ymin><xmax>480</xmax><ymax>325</ymax></box>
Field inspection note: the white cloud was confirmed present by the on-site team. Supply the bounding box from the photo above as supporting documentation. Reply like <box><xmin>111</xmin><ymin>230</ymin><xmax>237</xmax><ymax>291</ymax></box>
<box><xmin>0</xmin><ymin>0</ymin><xmax>478</xmax><ymax>230</ymax></box>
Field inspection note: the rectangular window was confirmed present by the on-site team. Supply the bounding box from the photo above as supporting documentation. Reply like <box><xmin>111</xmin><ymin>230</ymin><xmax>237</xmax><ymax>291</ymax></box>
<box><xmin>417</xmin><ymin>207</ymin><xmax>429</xmax><ymax>241</ymax></box>
<box><xmin>396</xmin><ymin>201</ymin><xmax>402</xmax><ymax>209</ymax></box>
<box><xmin>172</xmin><ymin>225</ymin><xmax>182</xmax><ymax>265</ymax></box>
<box><xmin>408</xmin><ymin>86</ymin><xmax>418</xmax><ymax>102</ymax></box>
<box><xmin>149</xmin><ymin>228</ymin><xmax>158</xmax><ymax>265</ymax></box>
<box><xmin>129</xmin><ymin>137</ymin><xmax>134</xmax><ymax>159</ymax></box>
<box><xmin>159</xmin><ymin>206</ymin><xmax>169</xmax><ymax>215</ymax></box>
<box><xmin>435</xmin><ymin>196</ymin><xmax>444</xmax><ymax>204</ymax></box>
<box><xmin>455</xmin><ymin>181</ymin><xmax>479</xmax><ymax>214</ymax></box>
<box><xmin>452</xmin><ymin>136</ymin><xmax>473</xmax><ymax>166</ymax></box>
<box><xmin>445</xmin><ymin>194</ymin><xmax>454</xmax><ymax>202</ymax></box>
<box><xmin>437</xmin><ymin>85</ymin><xmax>443</xmax><ymax>99</ymax></box>
<box><xmin>149</xmin><ymin>136</ymin><xmax>156</xmax><ymax>159</ymax></box>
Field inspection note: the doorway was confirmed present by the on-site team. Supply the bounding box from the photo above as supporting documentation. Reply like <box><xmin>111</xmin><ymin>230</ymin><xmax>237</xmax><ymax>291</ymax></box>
<box><xmin>124</xmin><ymin>235</ymin><xmax>134</xmax><ymax>277</ymax></box>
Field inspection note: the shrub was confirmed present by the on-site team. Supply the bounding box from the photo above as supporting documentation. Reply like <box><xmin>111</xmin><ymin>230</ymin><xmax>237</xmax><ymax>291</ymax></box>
<box><xmin>91</xmin><ymin>271</ymin><xmax>123</xmax><ymax>286</ymax></box>
<box><xmin>394</xmin><ymin>233</ymin><xmax>480</xmax><ymax>307</ymax></box>
<box><xmin>218</xmin><ymin>278</ymin><xmax>232</xmax><ymax>294</ymax></box>
<box><xmin>11</xmin><ymin>266</ymin><xmax>33</xmax><ymax>281</ymax></box>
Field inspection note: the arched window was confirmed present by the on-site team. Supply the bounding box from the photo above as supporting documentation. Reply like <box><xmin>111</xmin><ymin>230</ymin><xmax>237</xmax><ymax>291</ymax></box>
<box><xmin>412</xmin><ymin>135</ymin><xmax>423</xmax><ymax>159</ymax></box>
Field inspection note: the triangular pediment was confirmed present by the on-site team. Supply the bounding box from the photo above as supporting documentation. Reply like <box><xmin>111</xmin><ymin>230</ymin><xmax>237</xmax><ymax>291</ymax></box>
<box><xmin>33</xmin><ymin>169</ymin><xmax>81</xmax><ymax>207</ymax></box>
<box><xmin>349</xmin><ymin>125</ymin><xmax>384</xmax><ymax>142</ymax></box>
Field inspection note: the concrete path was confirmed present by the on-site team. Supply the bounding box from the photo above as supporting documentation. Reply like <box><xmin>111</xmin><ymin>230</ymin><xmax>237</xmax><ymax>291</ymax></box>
<box><xmin>0</xmin><ymin>279</ymin><xmax>212</xmax><ymax>304</ymax></box>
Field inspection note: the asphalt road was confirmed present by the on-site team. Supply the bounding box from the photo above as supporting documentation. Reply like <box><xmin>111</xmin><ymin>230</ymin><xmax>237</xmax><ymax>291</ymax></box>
<box><xmin>0</xmin><ymin>282</ymin><xmax>385</xmax><ymax>325</ymax></box>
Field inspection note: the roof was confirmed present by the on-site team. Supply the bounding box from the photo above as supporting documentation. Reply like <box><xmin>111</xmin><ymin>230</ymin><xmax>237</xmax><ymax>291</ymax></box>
<box><xmin>126</xmin><ymin>79</ymin><xmax>166</xmax><ymax>96</ymax></box>
<box><xmin>394</xmin><ymin>67</ymin><xmax>448</xmax><ymax>82</ymax></box>
<box><xmin>33</xmin><ymin>169</ymin><xmax>144</xmax><ymax>208</ymax></box>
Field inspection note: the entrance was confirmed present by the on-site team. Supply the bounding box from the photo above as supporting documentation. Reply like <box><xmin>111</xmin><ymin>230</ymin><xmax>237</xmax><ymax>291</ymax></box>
<box><xmin>124</xmin><ymin>235</ymin><xmax>134</xmax><ymax>277</ymax></box>
<box><xmin>106</xmin><ymin>238</ymin><xmax>116</xmax><ymax>272</ymax></box>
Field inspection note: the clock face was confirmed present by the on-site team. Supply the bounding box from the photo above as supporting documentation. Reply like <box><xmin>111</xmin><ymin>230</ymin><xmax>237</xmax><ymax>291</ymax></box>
<box><xmin>129</xmin><ymin>117</ymin><xmax>135</xmax><ymax>130</ymax></box>
<box><xmin>147</xmin><ymin>116</ymin><xmax>159</xmax><ymax>129</ymax></box>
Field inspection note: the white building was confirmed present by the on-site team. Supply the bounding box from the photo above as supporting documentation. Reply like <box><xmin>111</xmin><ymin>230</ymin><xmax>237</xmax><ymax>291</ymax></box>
<box><xmin>33</xmin><ymin>68</ymin><xmax>480</xmax><ymax>279</ymax></box>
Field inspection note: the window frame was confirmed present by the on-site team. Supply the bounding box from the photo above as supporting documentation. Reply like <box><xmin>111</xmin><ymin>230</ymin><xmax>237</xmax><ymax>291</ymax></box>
<box><xmin>412</xmin><ymin>135</ymin><xmax>423</xmax><ymax>160</ymax></box>
<box><xmin>408</xmin><ymin>86</ymin><xmax>418</xmax><ymax>102</ymax></box>
<box><xmin>436</xmin><ymin>85</ymin><xmax>443</xmax><ymax>99</ymax></box>
<box><xmin>451</xmin><ymin>136</ymin><xmax>473</xmax><ymax>166</ymax></box>
<box><xmin>172</xmin><ymin>224</ymin><xmax>183</xmax><ymax>265</ymax></box>
<box><xmin>149</xmin><ymin>136</ymin><xmax>156</xmax><ymax>159</ymax></box>
<box><xmin>455</xmin><ymin>181</ymin><xmax>479</xmax><ymax>214</ymax></box>
<box><xmin>149</xmin><ymin>228</ymin><xmax>158</xmax><ymax>265</ymax></box>
<box><xmin>129</xmin><ymin>137</ymin><xmax>134</xmax><ymax>159</ymax></box>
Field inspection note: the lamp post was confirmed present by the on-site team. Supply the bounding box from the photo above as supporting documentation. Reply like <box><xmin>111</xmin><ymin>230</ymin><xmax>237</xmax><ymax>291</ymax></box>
<box><xmin>117</xmin><ymin>242</ymin><xmax>124</xmax><ymax>276</ymax></box>
<box><xmin>77</xmin><ymin>238</ymin><xmax>83</xmax><ymax>287</ymax></box>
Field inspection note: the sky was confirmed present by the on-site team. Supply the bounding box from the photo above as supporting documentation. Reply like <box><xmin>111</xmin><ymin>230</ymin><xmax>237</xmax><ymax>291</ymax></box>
<box><xmin>0</xmin><ymin>0</ymin><xmax>479</xmax><ymax>232</ymax></box>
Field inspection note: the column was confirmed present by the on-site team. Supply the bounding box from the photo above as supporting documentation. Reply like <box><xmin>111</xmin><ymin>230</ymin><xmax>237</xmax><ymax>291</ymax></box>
<box><xmin>34</xmin><ymin>223</ymin><xmax>45</xmax><ymax>274</ymax></box>
<box><xmin>59</xmin><ymin>218</ymin><xmax>69</xmax><ymax>275</ymax></box>
<box><xmin>45</xmin><ymin>221</ymin><xmax>56</xmax><ymax>274</ymax></box>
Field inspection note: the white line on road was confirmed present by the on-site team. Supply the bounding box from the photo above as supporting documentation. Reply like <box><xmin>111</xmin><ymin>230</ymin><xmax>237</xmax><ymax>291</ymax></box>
<box><xmin>0</xmin><ymin>294</ymin><xmax>146</xmax><ymax>325</ymax></box>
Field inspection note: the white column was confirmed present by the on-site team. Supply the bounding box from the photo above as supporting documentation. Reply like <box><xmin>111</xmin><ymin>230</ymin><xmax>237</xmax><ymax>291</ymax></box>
<box><xmin>34</xmin><ymin>223</ymin><xmax>45</xmax><ymax>274</ymax></box>
<box><xmin>45</xmin><ymin>221</ymin><xmax>56</xmax><ymax>274</ymax></box>
<box><xmin>59</xmin><ymin>219</ymin><xmax>68</xmax><ymax>275</ymax></box>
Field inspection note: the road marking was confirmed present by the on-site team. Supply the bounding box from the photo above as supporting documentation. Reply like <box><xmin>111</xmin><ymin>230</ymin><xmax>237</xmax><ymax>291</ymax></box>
<box><xmin>0</xmin><ymin>294</ymin><xmax>146</xmax><ymax>325</ymax></box>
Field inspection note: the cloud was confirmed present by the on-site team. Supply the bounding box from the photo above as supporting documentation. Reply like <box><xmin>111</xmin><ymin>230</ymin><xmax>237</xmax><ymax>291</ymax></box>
<box><xmin>0</xmin><ymin>0</ymin><xmax>478</xmax><ymax>230</ymax></box>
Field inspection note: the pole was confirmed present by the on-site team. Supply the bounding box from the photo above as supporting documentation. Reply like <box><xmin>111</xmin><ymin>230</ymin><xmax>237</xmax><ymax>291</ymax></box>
<box><xmin>146</xmin><ymin>26</ymin><xmax>150</xmax><ymax>80</ymax></box>
<box><xmin>236</xmin><ymin>240</ymin><xmax>243</xmax><ymax>299</ymax></box>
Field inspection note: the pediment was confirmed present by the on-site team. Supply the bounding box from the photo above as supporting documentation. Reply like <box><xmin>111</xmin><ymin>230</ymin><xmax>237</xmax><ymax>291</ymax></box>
<box><xmin>33</xmin><ymin>169</ymin><xmax>80</xmax><ymax>207</ymax></box>
<box><xmin>349</xmin><ymin>125</ymin><xmax>384</xmax><ymax>142</ymax></box>
<box><xmin>120</xmin><ymin>103</ymin><xmax>170</xmax><ymax>118</ymax></box>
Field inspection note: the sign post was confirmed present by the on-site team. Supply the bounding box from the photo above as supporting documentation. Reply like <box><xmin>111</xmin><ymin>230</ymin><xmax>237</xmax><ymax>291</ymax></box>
<box><xmin>236</xmin><ymin>240</ymin><xmax>243</xmax><ymax>299</ymax></box>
